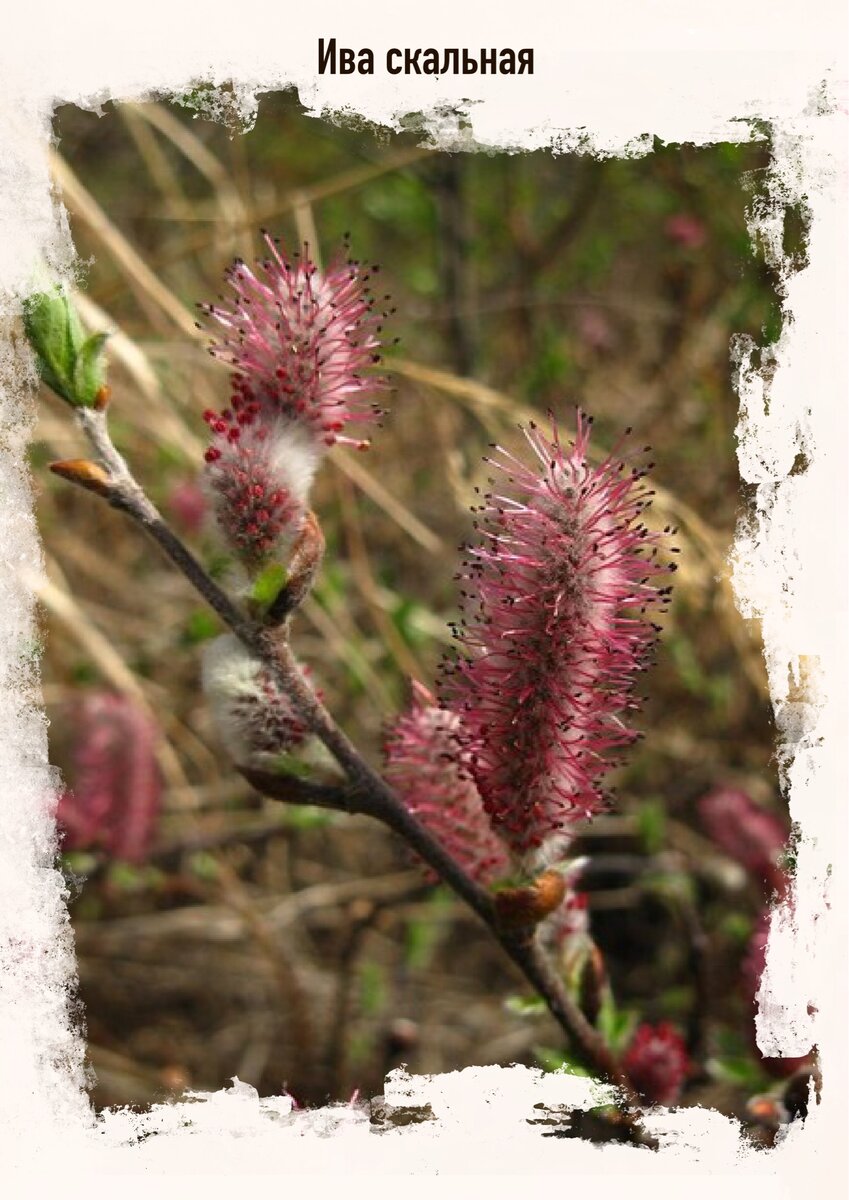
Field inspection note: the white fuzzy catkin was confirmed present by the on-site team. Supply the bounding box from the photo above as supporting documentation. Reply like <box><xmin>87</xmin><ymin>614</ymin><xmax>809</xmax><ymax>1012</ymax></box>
<box><xmin>201</xmin><ymin>634</ymin><xmax>310</xmax><ymax>764</ymax></box>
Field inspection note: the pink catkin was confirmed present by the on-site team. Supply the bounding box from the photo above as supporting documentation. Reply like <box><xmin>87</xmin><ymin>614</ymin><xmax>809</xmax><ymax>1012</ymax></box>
<box><xmin>56</xmin><ymin>692</ymin><xmax>161</xmax><ymax>862</ymax></box>
<box><xmin>202</xmin><ymin>422</ymin><xmax>307</xmax><ymax>571</ymax></box>
<box><xmin>198</xmin><ymin>235</ymin><xmax>388</xmax><ymax>570</ymax></box>
<box><xmin>622</xmin><ymin>1022</ymin><xmax>690</xmax><ymax>1105</ymax></box>
<box><xmin>384</xmin><ymin>682</ymin><xmax>512</xmax><ymax>885</ymax></box>
<box><xmin>699</xmin><ymin>786</ymin><xmax>789</xmax><ymax>897</ymax></box>
<box><xmin>200</xmin><ymin>634</ymin><xmax>316</xmax><ymax>765</ymax></box>
<box><xmin>442</xmin><ymin>410</ymin><xmax>674</xmax><ymax>856</ymax></box>
<box><xmin>200</xmin><ymin>233</ymin><xmax>387</xmax><ymax>449</ymax></box>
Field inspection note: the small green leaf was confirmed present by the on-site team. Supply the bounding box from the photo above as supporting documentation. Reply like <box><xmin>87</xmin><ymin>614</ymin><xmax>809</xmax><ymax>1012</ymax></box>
<box><xmin>250</xmin><ymin>562</ymin><xmax>288</xmax><ymax>609</ymax></box>
<box><xmin>505</xmin><ymin>994</ymin><xmax>547</xmax><ymax>1017</ymax></box>
<box><xmin>269</xmin><ymin>753</ymin><xmax>312</xmax><ymax>779</ymax></box>
<box><xmin>187</xmin><ymin>850</ymin><xmax>221</xmax><ymax>881</ymax></box>
<box><xmin>359</xmin><ymin>961</ymin><xmax>385</xmax><ymax>1017</ymax></box>
<box><xmin>205</xmin><ymin>550</ymin><xmax>236</xmax><ymax>580</ymax></box>
<box><xmin>719</xmin><ymin>912</ymin><xmax>754</xmax><ymax>943</ymax></box>
<box><xmin>107</xmin><ymin>861</ymin><xmax>149</xmax><ymax>892</ymax></box>
<box><xmin>707</xmin><ymin>1055</ymin><xmax>771</xmax><ymax>1091</ymax></box>
<box><xmin>181</xmin><ymin>609</ymin><xmax>220</xmax><ymax>646</ymax></box>
<box><xmin>62</xmin><ymin>850</ymin><xmax>99</xmax><ymax>876</ymax></box>
<box><xmin>72</xmin><ymin>331</ymin><xmax>109</xmax><ymax>406</ymax></box>
<box><xmin>404</xmin><ymin>918</ymin><xmax>436</xmax><ymax>972</ymax></box>
<box><xmin>534</xmin><ymin>1045</ymin><xmax>590</xmax><ymax>1076</ymax></box>
<box><xmin>281</xmin><ymin>804</ymin><xmax>333</xmax><ymax>830</ymax></box>
<box><xmin>637</xmin><ymin>797</ymin><xmax>666</xmax><ymax>855</ymax></box>
<box><xmin>596</xmin><ymin>993</ymin><xmax>638</xmax><ymax>1053</ymax></box>
<box><xmin>23</xmin><ymin>287</ymin><xmax>103</xmax><ymax>408</ymax></box>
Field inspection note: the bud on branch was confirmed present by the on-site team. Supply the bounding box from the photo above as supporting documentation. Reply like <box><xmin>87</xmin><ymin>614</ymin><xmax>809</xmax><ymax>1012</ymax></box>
<box><xmin>49</xmin><ymin>458</ymin><xmax>113</xmax><ymax>497</ymax></box>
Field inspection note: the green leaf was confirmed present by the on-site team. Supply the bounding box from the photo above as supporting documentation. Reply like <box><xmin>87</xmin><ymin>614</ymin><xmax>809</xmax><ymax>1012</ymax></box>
<box><xmin>534</xmin><ymin>1045</ymin><xmax>590</xmax><ymax>1076</ymax></box>
<box><xmin>280</xmin><ymin>804</ymin><xmax>333</xmax><ymax>830</ymax></box>
<box><xmin>62</xmin><ymin>850</ymin><xmax>99</xmax><ymax>876</ymax></box>
<box><xmin>107</xmin><ymin>861</ymin><xmax>149</xmax><ymax>892</ymax></box>
<box><xmin>187</xmin><ymin>851</ymin><xmax>221</xmax><ymax>881</ymax></box>
<box><xmin>205</xmin><ymin>549</ymin><xmax>236</xmax><ymax>580</ymax></box>
<box><xmin>404</xmin><ymin>917</ymin><xmax>436</xmax><ymax>972</ymax></box>
<box><xmin>23</xmin><ymin>287</ymin><xmax>101</xmax><ymax>408</ymax></box>
<box><xmin>719</xmin><ymin>912</ymin><xmax>754</xmax><ymax>943</ymax></box>
<box><xmin>637</xmin><ymin>797</ymin><xmax>666</xmax><ymax>855</ymax></box>
<box><xmin>505</xmin><ymin>994</ymin><xmax>547</xmax><ymax>1017</ymax></box>
<box><xmin>250</xmin><ymin>562</ymin><xmax>288</xmax><ymax>609</ymax></box>
<box><xmin>72</xmin><ymin>331</ymin><xmax>109</xmax><ymax>406</ymax></box>
<box><xmin>181</xmin><ymin>609</ymin><xmax>220</xmax><ymax>646</ymax></box>
<box><xmin>359</xmin><ymin>961</ymin><xmax>385</xmax><ymax>1017</ymax></box>
<box><xmin>269</xmin><ymin>752</ymin><xmax>313</xmax><ymax>779</ymax></box>
<box><xmin>596</xmin><ymin>993</ymin><xmax>638</xmax><ymax>1054</ymax></box>
<box><xmin>707</xmin><ymin>1055</ymin><xmax>771</xmax><ymax>1091</ymax></box>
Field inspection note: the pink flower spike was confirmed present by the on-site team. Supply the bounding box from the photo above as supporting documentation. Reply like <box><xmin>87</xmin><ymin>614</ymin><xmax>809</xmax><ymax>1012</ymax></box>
<box><xmin>384</xmin><ymin>681</ymin><xmax>512</xmax><ymax>885</ymax></box>
<box><xmin>699</xmin><ymin>786</ymin><xmax>789</xmax><ymax>897</ymax></box>
<box><xmin>202</xmin><ymin>416</ymin><xmax>312</xmax><ymax>571</ymax></box>
<box><xmin>57</xmin><ymin>692</ymin><xmax>161</xmax><ymax>863</ymax></box>
<box><xmin>199</xmin><ymin>234</ymin><xmax>387</xmax><ymax>447</ymax></box>
<box><xmin>623</xmin><ymin>1022</ymin><xmax>689</xmax><ymax>1106</ymax></box>
<box><xmin>441</xmin><ymin>409</ymin><xmax>675</xmax><ymax>858</ymax></box>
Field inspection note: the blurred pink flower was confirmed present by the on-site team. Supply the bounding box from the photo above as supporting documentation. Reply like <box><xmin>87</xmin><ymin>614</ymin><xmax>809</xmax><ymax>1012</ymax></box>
<box><xmin>441</xmin><ymin>410</ymin><xmax>675</xmax><ymax>859</ymax></box>
<box><xmin>698</xmin><ymin>786</ymin><xmax>789</xmax><ymax>896</ymax></box>
<box><xmin>576</xmin><ymin>308</ymin><xmax>613</xmax><ymax>352</ymax></box>
<box><xmin>623</xmin><ymin>1022</ymin><xmax>689</xmax><ymax>1105</ymax></box>
<box><xmin>167</xmin><ymin>478</ymin><xmax>208</xmax><ymax>536</ymax></box>
<box><xmin>57</xmin><ymin>692</ymin><xmax>161</xmax><ymax>862</ymax></box>
<box><xmin>384</xmin><ymin>681</ymin><xmax>511</xmax><ymax>885</ymax></box>
<box><xmin>664</xmin><ymin>213</ymin><xmax>707</xmax><ymax>249</ymax></box>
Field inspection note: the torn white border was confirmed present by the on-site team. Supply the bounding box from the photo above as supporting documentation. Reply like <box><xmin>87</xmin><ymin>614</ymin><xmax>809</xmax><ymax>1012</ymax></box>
<box><xmin>1</xmin><ymin>0</ymin><xmax>847</xmax><ymax>1189</ymax></box>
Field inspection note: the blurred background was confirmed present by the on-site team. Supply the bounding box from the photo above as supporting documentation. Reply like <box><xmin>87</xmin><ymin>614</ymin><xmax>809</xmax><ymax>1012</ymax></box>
<box><xmin>33</xmin><ymin>90</ymin><xmax>805</xmax><ymax>1132</ymax></box>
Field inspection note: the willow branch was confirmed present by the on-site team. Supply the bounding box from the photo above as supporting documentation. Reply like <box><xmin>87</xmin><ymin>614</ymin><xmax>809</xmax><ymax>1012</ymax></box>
<box><xmin>56</xmin><ymin>405</ymin><xmax>639</xmax><ymax>1104</ymax></box>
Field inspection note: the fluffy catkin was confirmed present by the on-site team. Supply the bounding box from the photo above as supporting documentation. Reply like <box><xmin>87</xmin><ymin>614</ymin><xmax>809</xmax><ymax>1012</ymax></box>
<box><xmin>201</xmin><ymin>634</ymin><xmax>313</xmax><ymax>765</ymax></box>
<box><xmin>442</xmin><ymin>410</ymin><xmax>675</xmax><ymax>858</ymax></box>
<box><xmin>199</xmin><ymin>234</ymin><xmax>388</xmax><ymax>570</ymax></box>
<box><xmin>384</xmin><ymin>681</ymin><xmax>511</xmax><ymax>885</ymax></box>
